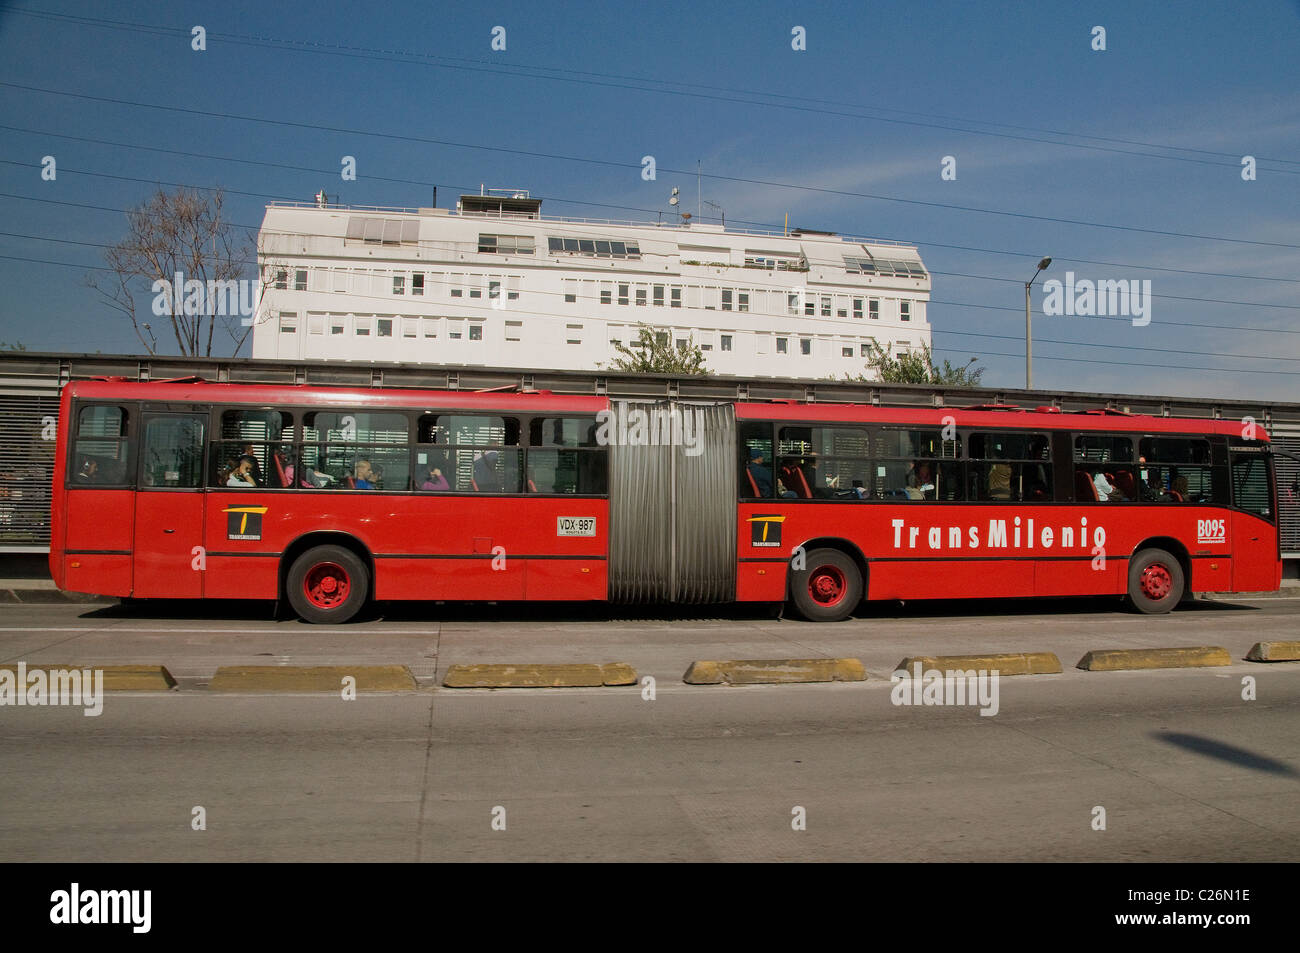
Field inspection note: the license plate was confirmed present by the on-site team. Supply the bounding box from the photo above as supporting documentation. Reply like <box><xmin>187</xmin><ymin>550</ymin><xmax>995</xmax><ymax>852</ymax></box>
<box><xmin>557</xmin><ymin>516</ymin><xmax>596</xmax><ymax>537</ymax></box>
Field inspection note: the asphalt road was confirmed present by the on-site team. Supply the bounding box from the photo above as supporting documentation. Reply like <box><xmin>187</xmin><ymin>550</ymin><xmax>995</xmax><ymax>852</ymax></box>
<box><xmin>1</xmin><ymin>597</ymin><xmax>1297</xmax><ymax>862</ymax></box>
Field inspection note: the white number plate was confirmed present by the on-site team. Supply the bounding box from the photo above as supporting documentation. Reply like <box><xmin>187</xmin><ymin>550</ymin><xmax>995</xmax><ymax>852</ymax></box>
<box><xmin>557</xmin><ymin>516</ymin><xmax>596</xmax><ymax>537</ymax></box>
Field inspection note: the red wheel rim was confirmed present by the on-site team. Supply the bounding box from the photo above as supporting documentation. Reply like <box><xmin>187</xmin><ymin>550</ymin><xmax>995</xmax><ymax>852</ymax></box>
<box><xmin>304</xmin><ymin>561</ymin><xmax>350</xmax><ymax>609</ymax></box>
<box><xmin>808</xmin><ymin>565</ymin><xmax>847</xmax><ymax>607</ymax></box>
<box><xmin>1140</xmin><ymin>563</ymin><xmax>1172</xmax><ymax>601</ymax></box>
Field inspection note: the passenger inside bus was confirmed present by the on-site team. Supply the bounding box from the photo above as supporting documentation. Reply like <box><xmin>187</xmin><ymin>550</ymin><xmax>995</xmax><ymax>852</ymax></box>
<box><xmin>746</xmin><ymin>448</ymin><xmax>773</xmax><ymax>497</ymax></box>
<box><xmin>473</xmin><ymin>451</ymin><xmax>502</xmax><ymax>492</ymax></box>
<box><xmin>226</xmin><ymin>454</ymin><xmax>258</xmax><ymax>487</ymax></box>
<box><xmin>351</xmin><ymin>458</ymin><xmax>376</xmax><ymax>489</ymax></box>
<box><xmin>421</xmin><ymin>462</ymin><xmax>450</xmax><ymax>491</ymax></box>
<box><xmin>74</xmin><ymin>458</ymin><xmax>99</xmax><ymax>483</ymax></box>
<box><xmin>905</xmin><ymin>460</ymin><xmax>936</xmax><ymax>500</ymax></box>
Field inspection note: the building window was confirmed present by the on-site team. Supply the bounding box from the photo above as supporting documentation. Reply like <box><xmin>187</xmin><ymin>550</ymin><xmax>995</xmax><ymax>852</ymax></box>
<box><xmin>273</xmin><ymin>269</ymin><xmax>288</xmax><ymax>290</ymax></box>
<box><xmin>860</xmin><ymin>343</ymin><xmax>869</xmax><ymax>356</ymax></box>
<box><xmin>402</xmin><ymin>318</ymin><xmax>417</xmax><ymax>338</ymax></box>
<box><xmin>508</xmin><ymin>290</ymin><xmax>519</xmax><ymax>301</ymax></box>
<box><xmin>412</xmin><ymin>274</ymin><xmax>424</xmax><ymax>296</ymax></box>
<box><xmin>451</xmin><ymin>288</ymin><xmax>463</xmax><ymax>298</ymax></box>
<box><xmin>422</xmin><ymin>318</ymin><xmax>438</xmax><ymax>338</ymax></box>
<box><xmin>776</xmin><ymin>337</ymin><xmax>788</xmax><ymax>354</ymax></box>
<box><xmin>837</xmin><ymin>306</ymin><xmax>847</xmax><ymax>318</ymax></box>
<box><xmin>330</xmin><ymin>320</ymin><xmax>344</xmax><ymax>335</ymax></box>
<box><xmin>821</xmin><ymin>296</ymin><xmax>831</xmax><ymax>317</ymax></box>
<box><xmin>676</xmin><ymin>338</ymin><xmax>687</xmax><ymax>349</ymax></box>
<box><xmin>670</xmin><ymin>288</ymin><xmax>682</xmax><ymax>308</ymax></box>
<box><xmin>469</xmin><ymin>324</ymin><xmax>483</xmax><ymax>341</ymax></box>
<box><xmin>738</xmin><ymin>293</ymin><xmax>749</xmax><ymax>313</ymax></box>
<box><xmin>842</xmin><ymin>347</ymin><xmax>853</xmax><ymax>357</ymax></box>
<box><xmin>618</xmin><ymin>284</ymin><xmax>629</xmax><ymax>306</ymax></box>
<box><xmin>548</xmin><ymin>236</ymin><xmax>639</xmax><ymax>259</ymax></box>
<box><xmin>565</xmin><ymin>293</ymin><xmax>577</xmax><ymax>303</ymax></box>
<box><xmin>600</xmin><ymin>287</ymin><xmax>612</xmax><ymax>305</ymax></box>
<box><xmin>279</xmin><ymin>312</ymin><xmax>297</xmax><ymax>333</ymax></box>
<box><xmin>901</xmin><ymin>301</ymin><xmax>911</xmax><ymax>322</ymax></box>
<box><xmin>653</xmin><ymin>285</ymin><xmax>664</xmax><ymax>306</ymax></box>
<box><xmin>294</xmin><ymin>269</ymin><xmax>307</xmax><ymax>291</ymax></box>
<box><xmin>378</xmin><ymin>318</ymin><xmax>393</xmax><ymax>337</ymax></box>
<box><xmin>800</xmin><ymin>338</ymin><xmax>812</xmax><ymax>355</ymax></box>
<box><xmin>635</xmin><ymin>288</ymin><xmax>647</xmax><ymax>307</ymax></box>
<box><xmin>722</xmin><ymin>289</ymin><xmax>733</xmax><ymax>311</ymax></box>
<box><xmin>449</xmin><ymin>331</ymin><xmax>462</xmax><ymax>339</ymax></box>
<box><xmin>869</xmin><ymin>299</ymin><xmax>880</xmax><ymax>320</ymax></box>
<box><xmin>489</xmin><ymin>280</ymin><xmax>501</xmax><ymax>303</ymax></box>
<box><xmin>505</xmin><ymin>320</ymin><xmax>522</xmax><ymax>342</ymax></box>
<box><xmin>356</xmin><ymin>318</ymin><xmax>371</xmax><ymax>336</ymax></box>
<box><xmin>478</xmin><ymin>234</ymin><xmax>535</xmax><ymax>255</ymax></box>
<box><xmin>721</xmin><ymin>334</ymin><xmax>733</xmax><ymax>351</ymax></box>
<box><xmin>469</xmin><ymin>287</ymin><xmax>482</xmax><ymax>298</ymax></box>
<box><xmin>804</xmin><ymin>298</ymin><xmax>815</xmax><ymax>317</ymax></box>
<box><xmin>853</xmin><ymin>298</ymin><xmax>864</xmax><ymax>319</ymax></box>
<box><xmin>788</xmin><ymin>293</ymin><xmax>800</xmax><ymax>316</ymax></box>
<box><xmin>393</xmin><ymin>276</ymin><xmax>405</xmax><ymax>295</ymax></box>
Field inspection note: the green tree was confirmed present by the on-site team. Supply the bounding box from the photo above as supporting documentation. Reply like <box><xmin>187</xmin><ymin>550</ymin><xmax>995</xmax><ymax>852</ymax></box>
<box><xmin>858</xmin><ymin>341</ymin><xmax>985</xmax><ymax>385</ymax></box>
<box><xmin>602</xmin><ymin>325</ymin><xmax>708</xmax><ymax>375</ymax></box>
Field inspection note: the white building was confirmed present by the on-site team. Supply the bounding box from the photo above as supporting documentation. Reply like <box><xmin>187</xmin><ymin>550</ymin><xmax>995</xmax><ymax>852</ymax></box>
<box><xmin>252</xmin><ymin>189</ymin><xmax>931</xmax><ymax>377</ymax></box>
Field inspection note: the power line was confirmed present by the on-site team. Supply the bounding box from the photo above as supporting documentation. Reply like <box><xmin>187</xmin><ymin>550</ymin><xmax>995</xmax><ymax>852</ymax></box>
<box><xmin>4</xmin><ymin>80</ymin><xmax>1297</xmax><ymax>250</ymax></box>
<box><xmin>11</xmin><ymin>7</ymin><xmax>1300</xmax><ymax>174</ymax></box>
<box><xmin>6</xmin><ymin>121</ymin><xmax>1298</xmax><ymax>285</ymax></box>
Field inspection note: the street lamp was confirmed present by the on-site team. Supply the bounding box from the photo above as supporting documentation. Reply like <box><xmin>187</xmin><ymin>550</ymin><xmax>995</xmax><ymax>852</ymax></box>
<box><xmin>1024</xmin><ymin>257</ymin><xmax>1052</xmax><ymax>389</ymax></box>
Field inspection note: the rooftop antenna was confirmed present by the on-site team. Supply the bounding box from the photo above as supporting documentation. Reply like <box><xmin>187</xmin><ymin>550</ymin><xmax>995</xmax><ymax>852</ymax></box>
<box><xmin>314</xmin><ymin>189</ymin><xmax>328</xmax><ymax>208</ymax></box>
<box><xmin>666</xmin><ymin>186</ymin><xmax>679</xmax><ymax>226</ymax></box>
<box><xmin>697</xmin><ymin>160</ymin><xmax>702</xmax><ymax>221</ymax></box>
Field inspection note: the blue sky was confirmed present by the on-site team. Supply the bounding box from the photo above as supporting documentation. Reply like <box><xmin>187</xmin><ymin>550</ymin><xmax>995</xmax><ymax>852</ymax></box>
<box><xmin>1</xmin><ymin>0</ymin><xmax>1297</xmax><ymax>400</ymax></box>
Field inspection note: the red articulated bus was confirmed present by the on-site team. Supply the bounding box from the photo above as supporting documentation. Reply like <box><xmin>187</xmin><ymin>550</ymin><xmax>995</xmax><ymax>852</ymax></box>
<box><xmin>50</xmin><ymin>379</ymin><xmax>1281</xmax><ymax>623</ymax></box>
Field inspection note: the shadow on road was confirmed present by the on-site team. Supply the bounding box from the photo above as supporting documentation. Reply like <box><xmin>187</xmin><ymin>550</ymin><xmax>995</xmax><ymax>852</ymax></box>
<box><xmin>1153</xmin><ymin>731</ymin><xmax>1298</xmax><ymax>776</ymax></box>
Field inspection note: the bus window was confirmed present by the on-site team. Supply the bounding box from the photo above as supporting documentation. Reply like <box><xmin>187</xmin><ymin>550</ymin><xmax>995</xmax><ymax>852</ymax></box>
<box><xmin>212</xmin><ymin>409</ymin><xmax>294</xmax><ymax>488</ymax></box>
<box><xmin>419</xmin><ymin>414</ymin><xmax>521</xmax><ymax>493</ymax></box>
<box><xmin>968</xmin><ymin>432</ymin><xmax>1051</xmax><ymax>502</ymax></box>
<box><xmin>874</xmin><ymin>428</ymin><xmax>962</xmax><ymax>501</ymax></box>
<box><xmin>1074</xmin><ymin>434</ymin><xmax>1136</xmax><ymax>503</ymax></box>
<box><xmin>738</xmin><ymin>421</ymin><xmax>774</xmax><ymax>499</ymax></box>
<box><xmin>301</xmin><ymin>411</ymin><xmax>412</xmax><ymax>491</ymax></box>
<box><xmin>526</xmin><ymin>417</ymin><xmax>607</xmax><ymax>494</ymax></box>
<box><xmin>71</xmin><ymin>404</ymin><xmax>131</xmax><ymax>486</ymax></box>
<box><xmin>140</xmin><ymin>416</ymin><xmax>205</xmax><ymax>488</ymax></box>
<box><xmin>779</xmin><ymin>426</ymin><xmax>870</xmax><ymax>499</ymax></box>
<box><xmin>1230</xmin><ymin>452</ymin><xmax>1272</xmax><ymax>519</ymax></box>
<box><xmin>1138</xmin><ymin>437</ymin><xmax>1223</xmax><ymax>504</ymax></box>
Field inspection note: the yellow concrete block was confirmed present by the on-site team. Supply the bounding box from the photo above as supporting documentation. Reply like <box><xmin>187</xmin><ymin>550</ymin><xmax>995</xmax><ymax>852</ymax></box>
<box><xmin>1245</xmin><ymin>641</ymin><xmax>1300</xmax><ymax>662</ymax></box>
<box><xmin>682</xmin><ymin>658</ymin><xmax>866</xmax><ymax>685</ymax></box>
<box><xmin>894</xmin><ymin>653</ymin><xmax>1062</xmax><ymax>676</ymax></box>
<box><xmin>1076</xmin><ymin>646</ymin><xmax>1231</xmax><ymax>671</ymax></box>
<box><xmin>208</xmin><ymin>665</ymin><xmax>417</xmax><ymax>692</ymax></box>
<box><xmin>442</xmin><ymin>663</ymin><xmax>638</xmax><ymax>688</ymax></box>
<box><xmin>0</xmin><ymin>663</ymin><xmax>176</xmax><ymax>691</ymax></box>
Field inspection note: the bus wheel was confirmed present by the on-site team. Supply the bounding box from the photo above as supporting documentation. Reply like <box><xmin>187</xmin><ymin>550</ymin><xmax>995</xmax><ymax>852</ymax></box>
<box><xmin>1127</xmin><ymin>548</ymin><xmax>1184</xmax><ymax>614</ymax></box>
<box><xmin>790</xmin><ymin>549</ymin><xmax>862</xmax><ymax>622</ymax></box>
<box><xmin>287</xmin><ymin>545</ymin><xmax>368</xmax><ymax>624</ymax></box>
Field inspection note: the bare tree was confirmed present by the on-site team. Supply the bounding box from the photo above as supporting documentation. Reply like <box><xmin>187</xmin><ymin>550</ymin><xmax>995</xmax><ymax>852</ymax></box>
<box><xmin>88</xmin><ymin>187</ymin><xmax>259</xmax><ymax>356</ymax></box>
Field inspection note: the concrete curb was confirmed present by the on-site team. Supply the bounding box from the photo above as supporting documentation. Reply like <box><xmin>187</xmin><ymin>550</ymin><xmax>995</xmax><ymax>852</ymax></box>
<box><xmin>208</xmin><ymin>665</ymin><xmax>417</xmax><ymax>692</ymax></box>
<box><xmin>0</xmin><ymin>663</ymin><xmax>176</xmax><ymax>691</ymax></box>
<box><xmin>894</xmin><ymin>653</ymin><xmax>1063</xmax><ymax>676</ymax></box>
<box><xmin>1245</xmin><ymin>641</ymin><xmax>1300</xmax><ymax>662</ymax></box>
<box><xmin>442</xmin><ymin>662</ymin><xmax>637</xmax><ymax>688</ymax></box>
<box><xmin>683</xmin><ymin>658</ymin><xmax>866</xmax><ymax>685</ymax></box>
<box><xmin>1076</xmin><ymin>646</ymin><xmax>1232</xmax><ymax>671</ymax></box>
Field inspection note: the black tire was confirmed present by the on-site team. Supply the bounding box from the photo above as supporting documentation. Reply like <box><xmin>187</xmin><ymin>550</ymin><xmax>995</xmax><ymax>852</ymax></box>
<box><xmin>1127</xmin><ymin>547</ymin><xmax>1184</xmax><ymax>614</ymax></box>
<box><xmin>789</xmin><ymin>548</ymin><xmax>863</xmax><ymax>622</ymax></box>
<box><xmin>286</xmin><ymin>545</ymin><xmax>369</xmax><ymax>624</ymax></box>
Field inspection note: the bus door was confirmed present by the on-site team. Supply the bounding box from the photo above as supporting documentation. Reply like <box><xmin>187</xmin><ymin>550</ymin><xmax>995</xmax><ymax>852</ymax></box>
<box><xmin>132</xmin><ymin>412</ymin><xmax>208</xmax><ymax>598</ymax></box>
<box><xmin>1228</xmin><ymin>444</ymin><xmax>1281</xmax><ymax>592</ymax></box>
